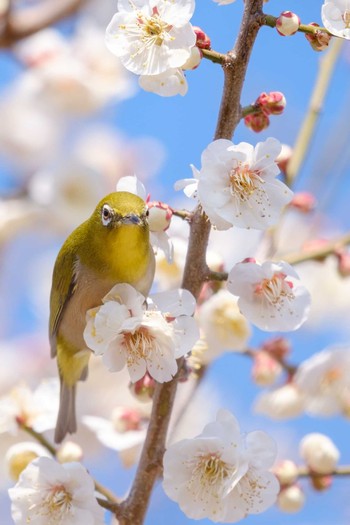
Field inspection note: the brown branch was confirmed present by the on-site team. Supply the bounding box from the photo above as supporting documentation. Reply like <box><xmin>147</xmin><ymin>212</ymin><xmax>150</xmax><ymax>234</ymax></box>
<box><xmin>283</xmin><ymin>231</ymin><xmax>350</xmax><ymax>266</ymax></box>
<box><xmin>0</xmin><ymin>0</ymin><xmax>86</xmax><ymax>47</ymax></box>
<box><xmin>116</xmin><ymin>2</ymin><xmax>265</xmax><ymax>524</ymax></box>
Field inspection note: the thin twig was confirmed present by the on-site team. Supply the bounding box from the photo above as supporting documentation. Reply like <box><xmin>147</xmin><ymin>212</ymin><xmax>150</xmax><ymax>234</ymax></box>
<box><xmin>0</xmin><ymin>0</ymin><xmax>87</xmax><ymax>47</ymax></box>
<box><xmin>285</xmin><ymin>38</ymin><xmax>344</xmax><ymax>186</ymax></box>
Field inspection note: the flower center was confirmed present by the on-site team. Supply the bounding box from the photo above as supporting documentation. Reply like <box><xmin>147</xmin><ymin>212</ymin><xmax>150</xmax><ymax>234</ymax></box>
<box><xmin>255</xmin><ymin>272</ymin><xmax>294</xmax><ymax>307</ymax></box>
<box><xmin>188</xmin><ymin>452</ymin><xmax>232</xmax><ymax>496</ymax></box>
<box><xmin>39</xmin><ymin>485</ymin><xmax>73</xmax><ymax>523</ymax></box>
<box><xmin>123</xmin><ymin>326</ymin><xmax>155</xmax><ymax>365</ymax></box>
<box><xmin>136</xmin><ymin>7</ymin><xmax>172</xmax><ymax>47</ymax></box>
<box><xmin>320</xmin><ymin>367</ymin><xmax>343</xmax><ymax>390</ymax></box>
<box><xmin>229</xmin><ymin>164</ymin><xmax>264</xmax><ymax>203</ymax></box>
<box><xmin>343</xmin><ymin>9</ymin><xmax>350</xmax><ymax>28</ymax></box>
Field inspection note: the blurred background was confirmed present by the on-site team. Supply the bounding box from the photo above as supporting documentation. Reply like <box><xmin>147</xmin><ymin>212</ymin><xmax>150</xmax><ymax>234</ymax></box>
<box><xmin>1</xmin><ymin>0</ymin><xmax>350</xmax><ymax>523</ymax></box>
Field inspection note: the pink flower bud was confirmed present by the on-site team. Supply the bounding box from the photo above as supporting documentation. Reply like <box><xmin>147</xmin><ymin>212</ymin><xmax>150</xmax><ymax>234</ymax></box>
<box><xmin>111</xmin><ymin>407</ymin><xmax>142</xmax><ymax>433</ymax></box>
<box><xmin>129</xmin><ymin>373</ymin><xmax>156</xmax><ymax>402</ymax></box>
<box><xmin>274</xmin><ymin>460</ymin><xmax>299</xmax><ymax>486</ymax></box>
<box><xmin>305</xmin><ymin>23</ymin><xmax>332</xmax><ymax>52</ymax></box>
<box><xmin>335</xmin><ymin>250</ymin><xmax>350</xmax><ymax>277</ymax></box>
<box><xmin>244</xmin><ymin>111</ymin><xmax>270</xmax><ymax>132</ymax></box>
<box><xmin>276</xmin><ymin>11</ymin><xmax>301</xmax><ymax>36</ymax></box>
<box><xmin>193</xmin><ymin>26</ymin><xmax>211</xmax><ymax>50</ymax></box>
<box><xmin>252</xmin><ymin>350</ymin><xmax>282</xmax><ymax>386</ymax></box>
<box><xmin>147</xmin><ymin>201</ymin><xmax>173</xmax><ymax>232</ymax></box>
<box><xmin>289</xmin><ymin>192</ymin><xmax>316</xmax><ymax>213</ymax></box>
<box><xmin>310</xmin><ymin>474</ymin><xmax>333</xmax><ymax>491</ymax></box>
<box><xmin>256</xmin><ymin>91</ymin><xmax>287</xmax><ymax>116</ymax></box>
<box><xmin>261</xmin><ymin>337</ymin><xmax>291</xmax><ymax>360</ymax></box>
<box><xmin>276</xmin><ymin>143</ymin><xmax>293</xmax><ymax>175</ymax></box>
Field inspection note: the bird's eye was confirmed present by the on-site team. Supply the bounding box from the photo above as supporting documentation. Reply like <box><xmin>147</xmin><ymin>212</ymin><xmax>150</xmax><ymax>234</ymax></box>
<box><xmin>101</xmin><ymin>204</ymin><xmax>113</xmax><ymax>226</ymax></box>
<box><xmin>145</xmin><ymin>208</ymin><xmax>150</xmax><ymax>217</ymax></box>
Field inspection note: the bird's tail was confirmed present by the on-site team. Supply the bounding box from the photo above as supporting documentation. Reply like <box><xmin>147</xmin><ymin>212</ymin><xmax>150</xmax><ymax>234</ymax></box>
<box><xmin>54</xmin><ymin>380</ymin><xmax>77</xmax><ymax>444</ymax></box>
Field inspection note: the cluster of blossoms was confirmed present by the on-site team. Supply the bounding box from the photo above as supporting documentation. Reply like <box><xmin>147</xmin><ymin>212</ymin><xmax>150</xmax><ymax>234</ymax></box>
<box><xmin>163</xmin><ymin>409</ymin><xmax>279</xmax><ymax>521</ymax></box>
<box><xmin>84</xmin><ymin>283</ymin><xmax>199</xmax><ymax>383</ymax></box>
<box><xmin>254</xmin><ymin>345</ymin><xmax>350</xmax><ymax>419</ymax></box>
<box><xmin>105</xmin><ymin>0</ymin><xmax>201</xmax><ymax>96</ymax></box>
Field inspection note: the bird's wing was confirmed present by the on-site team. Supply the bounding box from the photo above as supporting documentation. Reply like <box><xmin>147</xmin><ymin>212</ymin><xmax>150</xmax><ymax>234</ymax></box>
<box><xmin>49</xmin><ymin>248</ymin><xmax>79</xmax><ymax>358</ymax></box>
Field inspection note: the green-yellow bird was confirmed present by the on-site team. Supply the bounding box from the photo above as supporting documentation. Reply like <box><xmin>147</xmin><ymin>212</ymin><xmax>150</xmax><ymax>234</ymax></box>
<box><xmin>49</xmin><ymin>191</ymin><xmax>155</xmax><ymax>443</ymax></box>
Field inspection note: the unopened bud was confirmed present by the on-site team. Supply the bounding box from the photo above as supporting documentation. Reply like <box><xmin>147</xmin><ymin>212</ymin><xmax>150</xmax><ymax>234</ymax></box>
<box><xmin>277</xmin><ymin>485</ymin><xmax>305</xmax><ymax>513</ymax></box>
<box><xmin>182</xmin><ymin>46</ymin><xmax>202</xmax><ymax>70</ymax></box>
<box><xmin>289</xmin><ymin>192</ymin><xmax>316</xmax><ymax>213</ymax></box>
<box><xmin>129</xmin><ymin>373</ymin><xmax>155</xmax><ymax>402</ymax></box>
<box><xmin>305</xmin><ymin>23</ymin><xmax>332</xmax><ymax>52</ymax></box>
<box><xmin>310</xmin><ymin>474</ymin><xmax>333</xmax><ymax>491</ymax></box>
<box><xmin>335</xmin><ymin>249</ymin><xmax>350</xmax><ymax>277</ymax></box>
<box><xmin>276</xmin><ymin>143</ymin><xmax>293</xmax><ymax>175</ymax></box>
<box><xmin>256</xmin><ymin>91</ymin><xmax>286</xmax><ymax>116</ymax></box>
<box><xmin>276</xmin><ymin>11</ymin><xmax>301</xmax><ymax>36</ymax></box>
<box><xmin>193</xmin><ymin>26</ymin><xmax>211</xmax><ymax>50</ymax></box>
<box><xmin>56</xmin><ymin>441</ymin><xmax>83</xmax><ymax>463</ymax></box>
<box><xmin>5</xmin><ymin>442</ymin><xmax>50</xmax><ymax>481</ymax></box>
<box><xmin>274</xmin><ymin>460</ymin><xmax>299</xmax><ymax>486</ymax></box>
<box><xmin>261</xmin><ymin>337</ymin><xmax>291</xmax><ymax>360</ymax></box>
<box><xmin>252</xmin><ymin>350</ymin><xmax>282</xmax><ymax>386</ymax></box>
<box><xmin>111</xmin><ymin>407</ymin><xmax>142</xmax><ymax>433</ymax></box>
<box><xmin>244</xmin><ymin>111</ymin><xmax>270</xmax><ymax>132</ymax></box>
<box><xmin>147</xmin><ymin>201</ymin><xmax>173</xmax><ymax>232</ymax></box>
<box><xmin>299</xmin><ymin>433</ymin><xmax>340</xmax><ymax>474</ymax></box>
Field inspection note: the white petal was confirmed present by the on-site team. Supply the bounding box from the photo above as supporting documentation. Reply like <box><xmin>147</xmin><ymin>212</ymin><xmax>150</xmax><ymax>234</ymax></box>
<box><xmin>116</xmin><ymin>175</ymin><xmax>147</xmax><ymax>199</ymax></box>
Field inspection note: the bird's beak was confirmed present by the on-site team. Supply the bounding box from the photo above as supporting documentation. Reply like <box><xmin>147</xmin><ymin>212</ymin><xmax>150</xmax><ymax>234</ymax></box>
<box><xmin>121</xmin><ymin>213</ymin><xmax>143</xmax><ymax>226</ymax></box>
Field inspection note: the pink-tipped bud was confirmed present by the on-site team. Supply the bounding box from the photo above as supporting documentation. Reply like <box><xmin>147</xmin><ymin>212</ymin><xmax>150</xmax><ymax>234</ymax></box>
<box><xmin>256</xmin><ymin>91</ymin><xmax>287</xmax><ymax>116</ymax></box>
<box><xmin>276</xmin><ymin>11</ymin><xmax>301</xmax><ymax>36</ymax></box>
<box><xmin>147</xmin><ymin>201</ymin><xmax>173</xmax><ymax>232</ymax></box>
<box><xmin>276</xmin><ymin>143</ymin><xmax>293</xmax><ymax>175</ymax></box>
<box><xmin>129</xmin><ymin>373</ymin><xmax>156</xmax><ymax>402</ymax></box>
<box><xmin>242</xmin><ymin>257</ymin><xmax>256</xmax><ymax>264</ymax></box>
<box><xmin>310</xmin><ymin>474</ymin><xmax>333</xmax><ymax>491</ymax></box>
<box><xmin>335</xmin><ymin>250</ymin><xmax>350</xmax><ymax>277</ymax></box>
<box><xmin>111</xmin><ymin>407</ymin><xmax>142</xmax><ymax>433</ymax></box>
<box><xmin>274</xmin><ymin>460</ymin><xmax>299</xmax><ymax>486</ymax></box>
<box><xmin>289</xmin><ymin>192</ymin><xmax>316</xmax><ymax>213</ymax></box>
<box><xmin>244</xmin><ymin>111</ymin><xmax>270</xmax><ymax>133</ymax></box>
<box><xmin>261</xmin><ymin>337</ymin><xmax>291</xmax><ymax>360</ymax></box>
<box><xmin>252</xmin><ymin>350</ymin><xmax>282</xmax><ymax>387</ymax></box>
<box><xmin>182</xmin><ymin>46</ymin><xmax>202</xmax><ymax>70</ymax></box>
<box><xmin>193</xmin><ymin>26</ymin><xmax>211</xmax><ymax>50</ymax></box>
<box><xmin>305</xmin><ymin>23</ymin><xmax>332</xmax><ymax>52</ymax></box>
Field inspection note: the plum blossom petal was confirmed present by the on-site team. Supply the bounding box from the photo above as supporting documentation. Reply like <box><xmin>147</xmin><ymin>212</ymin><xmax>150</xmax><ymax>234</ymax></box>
<box><xmin>163</xmin><ymin>409</ymin><xmax>278</xmax><ymax>522</ymax></box>
<box><xmin>105</xmin><ymin>0</ymin><xmax>196</xmax><ymax>76</ymax></box>
<box><xmin>139</xmin><ymin>68</ymin><xmax>188</xmax><ymax>97</ymax></box>
<box><xmin>84</xmin><ymin>283</ymin><xmax>199</xmax><ymax>383</ymax></box>
<box><xmin>322</xmin><ymin>0</ymin><xmax>350</xmax><ymax>39</ymax></box>
<box><xmin>9</xmin><ymin>457</ymin><xmax>104</xmax><ymax>525</ymax></box>
<box><xmin>227</xmin><ymin>260</ymin><xmax>311</xmax><ymax>332</ymax></box>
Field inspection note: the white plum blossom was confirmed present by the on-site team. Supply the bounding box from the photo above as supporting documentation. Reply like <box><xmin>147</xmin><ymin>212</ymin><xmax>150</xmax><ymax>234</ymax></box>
<box><xmin>0</xmin><ymin>379</ymin><xmax>59</xmax><ymax>435</ymax></box>
<box><xmin>299</xmin><ymin>433</ymin><xmax>340</xmax><ymax>474</ymax></box>
<box><xmin>84</xmin><ymin>283</ymin><xmax>199</xmax><ymax>383</ymax></box>
<box><xmin>83</xmin><ymin>407</ymin><xmax>147</xmax><ymax>467</ymax></box>
<box><xmin>163</xmin><ymin>409</ymin><xmax>279</xmax><ymax>522</ymax></box>
<box><xmin>254</xmin><ymin>383</ymin><xmax>305</xmax><ymax>420</ymax></box>
<box><xmin>175</xmin><ymin>137</ymin><xmax>293</xmax><ymax>230</ymax></box>
<box><xmin>227</xmin><ymin>259</ymin><xmax>311</xmax><ymax>332</ymax></box>
<box><xmin>294</xmin><ymin>345</ymin><xmax>350</xmax><ymax>416</ymax></box>
<box><xmin>9</xmin><ymin>457</ymin><xmax>104</xmax><ymax>525</ymax></box>
<box><xmin>139</xmin><ymin>67</ymin><xmax>188</xmax><ymax>96</ymax></box>
<box><xmin>322</xmin><ymin>0</ymin><xmax>350</xmax><ymax>40</ymax></box>
<box><xmin>197</xmin><ymin>289</ymin><xmax>251</xmax><ymax>357</ymax></box>
<box><xmin>105</xmin><ymin>0</ymin><xmax>196</xmax><ymax>76</ymax></box>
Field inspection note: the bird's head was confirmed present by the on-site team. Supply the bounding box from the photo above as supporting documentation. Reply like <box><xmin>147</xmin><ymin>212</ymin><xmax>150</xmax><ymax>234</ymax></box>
<box><xmin>92</xmin><ymin>191</ymin><xmax>149</xmax><ymax>231</ymax></box>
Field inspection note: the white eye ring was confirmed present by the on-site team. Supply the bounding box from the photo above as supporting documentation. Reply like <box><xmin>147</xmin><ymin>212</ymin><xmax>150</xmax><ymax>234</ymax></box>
<box><xmin>101</xmin><ymin>204</ymin><xmax>113</xmax><ymax>226</ymax></box>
